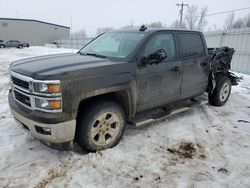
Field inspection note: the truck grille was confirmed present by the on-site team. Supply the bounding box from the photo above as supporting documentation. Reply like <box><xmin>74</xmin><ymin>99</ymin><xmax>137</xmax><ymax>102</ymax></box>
<box><xmin>11</xmin><ymin>76</ymin><xmax>29</xmax><ymax>90</ymax></box>
<box><xmin>14</xmin><ymin>90</ymin><xmax>31</xmax><ymax>107</ymax></box>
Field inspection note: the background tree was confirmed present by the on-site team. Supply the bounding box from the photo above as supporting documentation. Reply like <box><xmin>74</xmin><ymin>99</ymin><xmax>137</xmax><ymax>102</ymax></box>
<box><xmin>96</xmin><ymin>27</ymin><xmax>114</xmax><ymax>36</ymax></box>
<box><xmin>224</xmin><ymin>12</ymin><xmax>235</xmax><ymax>29</ymax></box>
<box><xmin>184</xmin><ymin>5</ymin><xmax>208</xmax><ymax>31</ymax></box>
<box><xmin>232</xmin><ymin>18</ymin><xmax>245</xmax><ymax>28</ymax></box>
<box><xmin>245</xmin><ymin>14</ymin><xmax>250</xmax><ymax>27</ymax></box>
<box><xmin>72</xmin><ymin>28</ymin><xmax>87</xmax><ymax>37</ymax></box>
<box><xmin>170</xmin><ymin>19</ymin><xmax>187</xmax><ymax>29</ymax></box>
<box><xmin>147</xmin><ymin>21</ymin><xmax>164</xmax><ymax>28</ymax></box>
<box><xmin>224</xmin><ymin>13</ymin><xmax>250</xmax><ymax>29</ymax></box>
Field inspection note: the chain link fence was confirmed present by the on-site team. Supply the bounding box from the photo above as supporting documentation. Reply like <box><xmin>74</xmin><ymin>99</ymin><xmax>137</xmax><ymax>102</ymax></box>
<box><xmin>55</xmin><ymin>37</ymin><xmax>93</xmax><ymax>50</ymax></box>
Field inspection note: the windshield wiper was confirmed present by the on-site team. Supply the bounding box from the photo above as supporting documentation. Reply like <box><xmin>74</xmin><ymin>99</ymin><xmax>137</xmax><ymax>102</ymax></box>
<box><xmin>77</xmin><ymin>52</ymin><xmax>107</xmax><ymax>58</ymax></box>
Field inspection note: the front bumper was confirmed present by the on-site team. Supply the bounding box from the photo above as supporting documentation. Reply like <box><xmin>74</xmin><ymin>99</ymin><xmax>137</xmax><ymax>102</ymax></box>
<box><xmin>9</xmin><ymin>91</ymin><xmax>76</xmax><ymax>145</ymax></box>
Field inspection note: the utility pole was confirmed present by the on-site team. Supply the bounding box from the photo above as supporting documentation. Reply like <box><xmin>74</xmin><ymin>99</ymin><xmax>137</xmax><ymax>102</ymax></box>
<box><xmin>70</xmin><ymin>15</ymin><xmax>73</xmax><ymax>37</ymax></box>
<box><xmin>176</xmin><ymin>2</ymin><xmax>188</xmax><ymax>28</ymax></box>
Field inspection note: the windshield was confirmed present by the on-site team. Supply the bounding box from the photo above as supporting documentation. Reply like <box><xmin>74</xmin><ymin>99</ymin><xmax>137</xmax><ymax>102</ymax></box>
<box><xmin>79</xmin><ymin>32</ymin><xmax>145</xmax><ymax>59</ymax></box>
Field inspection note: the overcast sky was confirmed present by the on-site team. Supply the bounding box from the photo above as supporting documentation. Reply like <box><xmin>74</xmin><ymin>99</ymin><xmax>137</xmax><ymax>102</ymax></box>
<box><xmin>0</xmin><ymin>0</ymin><xmax>249</xmax><ymax>36</ymax></box>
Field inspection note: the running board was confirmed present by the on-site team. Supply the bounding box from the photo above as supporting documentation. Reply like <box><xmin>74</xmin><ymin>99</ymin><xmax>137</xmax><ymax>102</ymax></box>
<box><xmin>132</xmin><ymin>99</ymin><xmax>208</xmax><ymax>128</ymax></box>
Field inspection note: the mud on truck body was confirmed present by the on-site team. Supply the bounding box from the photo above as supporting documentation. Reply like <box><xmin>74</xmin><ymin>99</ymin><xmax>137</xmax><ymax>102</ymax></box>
<box><xmin>8</xmin><ymin>26</ymin><xmax>237</xmax><ymax>151</ymax></box>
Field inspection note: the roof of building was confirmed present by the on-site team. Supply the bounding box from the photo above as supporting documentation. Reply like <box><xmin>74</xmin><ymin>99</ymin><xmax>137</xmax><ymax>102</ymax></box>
<box><xmin>0</xmin><ymin>17</ymin><xmax>70</xmax><ymax>29</ymax></box>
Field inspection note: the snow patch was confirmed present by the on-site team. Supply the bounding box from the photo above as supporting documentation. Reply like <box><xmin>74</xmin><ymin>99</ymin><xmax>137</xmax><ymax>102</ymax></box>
<box><xmin>0</xmin><ymin>47</ymin><xmax>250</xmax><ymax>187</ymax></box>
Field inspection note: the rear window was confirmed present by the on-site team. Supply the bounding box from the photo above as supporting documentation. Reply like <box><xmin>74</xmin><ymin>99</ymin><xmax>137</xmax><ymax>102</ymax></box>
<box><xmin>179</xmin><ymin>33</ymin><xmax>205</xmax><ymax>57</ymax></box>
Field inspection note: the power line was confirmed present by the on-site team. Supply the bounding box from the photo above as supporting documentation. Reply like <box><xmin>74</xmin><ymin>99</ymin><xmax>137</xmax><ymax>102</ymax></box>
<box><xmin>176</xmin><ymin>2</ymin><xmax>188</xmax><ymax>27</ymax></box>
<box><xmin>206</xmin><ymin>6</ymin><xmax>250</xmax><ymax>17</ymax></box>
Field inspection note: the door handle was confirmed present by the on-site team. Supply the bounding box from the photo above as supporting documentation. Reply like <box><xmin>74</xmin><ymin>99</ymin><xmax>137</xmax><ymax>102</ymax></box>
<box><xmin>171</xmin><ymin>66</ymin><xmax>180</xmax><ymax>72</ymax></box>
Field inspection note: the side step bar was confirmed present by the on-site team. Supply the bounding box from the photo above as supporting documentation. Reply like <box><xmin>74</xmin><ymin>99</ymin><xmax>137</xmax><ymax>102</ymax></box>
<box><xmin>133</xmin><ymin>99</ymin><xmax>208</xmax><ymax>127</ymax></box>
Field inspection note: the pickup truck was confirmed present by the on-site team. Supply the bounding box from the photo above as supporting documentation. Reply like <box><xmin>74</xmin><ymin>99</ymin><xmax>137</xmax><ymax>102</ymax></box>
<box><xmin>0</xmin><ymin>40</ymin><xmax>29</xmax><ymax>48</ymax></box>
<box><xmin>8</xmin><ymin>26</ymin><xmax>236</xmax><ymax>151</ymax></box>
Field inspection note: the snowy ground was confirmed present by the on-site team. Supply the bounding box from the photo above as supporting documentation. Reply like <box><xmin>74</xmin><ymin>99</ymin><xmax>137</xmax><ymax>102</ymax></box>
<box><xmin>0</xmin><ymin>47</ymin><xmax>250</xmax><ymax>188</ymax></box>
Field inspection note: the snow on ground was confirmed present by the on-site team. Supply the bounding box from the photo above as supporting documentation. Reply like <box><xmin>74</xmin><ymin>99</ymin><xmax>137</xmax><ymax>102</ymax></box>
<box><xmin>0</xmin><ymin>47</ymin><xmax>250</xmax><ymax>188</ymax></box>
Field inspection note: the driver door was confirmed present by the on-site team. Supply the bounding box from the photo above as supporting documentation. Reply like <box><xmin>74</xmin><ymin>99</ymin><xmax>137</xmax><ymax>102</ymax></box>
<box><xmin>136</xmin><ymin>32</ymin><xmax>182</xmax><ymax>112</ymax></box>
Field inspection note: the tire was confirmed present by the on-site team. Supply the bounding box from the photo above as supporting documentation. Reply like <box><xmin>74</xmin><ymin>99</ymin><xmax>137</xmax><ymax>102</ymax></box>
<box><xmin>27</xmin><ymin>43</ymin><xmax>29</xmax><ymax>47</ymax></box>
<box><xmin>18</xmin><ymin>45</ymin><xmax>23</xmax><ymax>49</ymax></box>
<box><xmin>209</xmin><ymin>75</ymin><xmax>231</xmax><ymax>106</ymax></box>
<box><xmin>0</xmin><ymin>44</ymin><xmax>5</xmax><ymax>48</ymax></box>
<box><xmin>76</xmin><ymin>101</ymin><xmax>126</xmax><ymax>151</ymax></box>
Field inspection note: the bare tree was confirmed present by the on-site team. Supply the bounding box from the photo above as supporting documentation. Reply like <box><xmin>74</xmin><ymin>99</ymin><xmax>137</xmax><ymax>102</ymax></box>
<box><xmin>148</xmin><ymin>21</ymin><xmax>163</xmax><ymax>28</ymax></box>
<box><xmin>244</xmin><ymin>14</ymin><xmax>250</xmax><ymax>27</ymax></box>
<box><xmin>184</xmin><ymin>5</ymin><xmax>208</xmax><ymax>31</ymax></box>
<box><xmin>223</xmin><ymin>12</ymin><xmax>250</xmax><ymax>29</ymax></box>
<box><xmin>170</xmin><ymin>19</ymin><xmax>187</xmax><ymax>29</ymax></box>
<box><xmin>72</xmin><ymin>28</ymin><xmax>87</xmax><ymax>38</ymax></box>
<box><xmin>196</xmin><ymin>6</ymin><xmax>208</xmax><ymax>30</ymax></box>
<box><xmin>232</xmin><ymin>18</ymin><xmax>245</xmax><ymax>28</ymax></box>
<box><xmin>96</xmin><ymin>27</ymin><xmax>114</xmax><ymax>36</ymax></box>
<box><xmin>123</xmin><ymin>21</ymin><xmax>135</xmax><ymax>28</ymax></box>
<box><xmin>224</xmin><ymin>12</ymin><xmax>235</xmax><ymax>29</ymax></box>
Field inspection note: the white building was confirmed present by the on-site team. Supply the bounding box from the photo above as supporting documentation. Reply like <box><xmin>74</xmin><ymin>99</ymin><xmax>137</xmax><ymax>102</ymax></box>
<box><xmin>0</xmin><ymin>18</ymin><xmax>70</xmax><ymax>46</ymax></box>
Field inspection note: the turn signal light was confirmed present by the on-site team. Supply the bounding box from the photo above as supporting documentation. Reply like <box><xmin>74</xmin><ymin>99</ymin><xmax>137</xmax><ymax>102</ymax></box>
<box><xmin>49</xmin><ymin>100</ymin><xmax>61</xmax><ymax>109</ymax></box>
<box><xmin>48</xmin><ymin>84</ymin><xmax>61</xmax><ymax>93</ymax></box>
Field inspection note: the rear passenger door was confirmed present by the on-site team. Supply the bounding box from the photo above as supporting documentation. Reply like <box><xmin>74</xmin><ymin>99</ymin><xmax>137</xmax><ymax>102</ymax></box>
<box><xmin>177</xmin><ymin>32</ymin><xmax>209</xmax><ymax>99</ymax></box>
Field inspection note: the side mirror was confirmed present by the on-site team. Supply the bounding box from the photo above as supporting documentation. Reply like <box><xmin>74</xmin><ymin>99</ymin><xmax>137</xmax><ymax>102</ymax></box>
<box><xmin>142</xmin><ymin>49</ymin><xmax>167</xmax><ymax>65</ymax></box>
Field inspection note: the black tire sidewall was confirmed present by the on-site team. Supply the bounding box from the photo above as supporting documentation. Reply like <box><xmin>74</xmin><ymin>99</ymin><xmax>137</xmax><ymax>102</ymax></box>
<box><xmin>18</xmin><ymin>45</ymin><xmax>23</xmax><ymax>49</ymax></box>
<box><xmin>76</xmin><ymin>101</ymin><xmax>126</xmax><ymax>151</ymax></box>
<box><xmin>209</xmin><ymin>76</ymin><xmax>231</xmax><ymax>106</ymax></box>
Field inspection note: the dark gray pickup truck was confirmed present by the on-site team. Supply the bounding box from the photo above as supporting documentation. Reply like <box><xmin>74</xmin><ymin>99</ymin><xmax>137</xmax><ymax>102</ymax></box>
<box><xmin>8</xmin><ymin>26</ymin><xmax>236</xmax><ymax>151</ymax></box>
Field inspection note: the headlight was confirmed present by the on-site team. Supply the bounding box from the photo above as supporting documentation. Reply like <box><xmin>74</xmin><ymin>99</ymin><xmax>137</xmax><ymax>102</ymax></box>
<box><xmin>34</xmin><ymin>82</ymin><xmax>61</xmax><ymax>94</ymax></box>
<box><xmin>35</xmin><ymin>98</ymin><xmax>62</xmax><ymax>110</ymax></box>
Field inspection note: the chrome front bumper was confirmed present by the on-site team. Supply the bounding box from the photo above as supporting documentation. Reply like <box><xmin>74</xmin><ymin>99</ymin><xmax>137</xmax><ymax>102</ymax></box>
<box><xmin>10</xmin><ymin>108</ymin><xmax>76</xmax><ymax>144</ymax></box>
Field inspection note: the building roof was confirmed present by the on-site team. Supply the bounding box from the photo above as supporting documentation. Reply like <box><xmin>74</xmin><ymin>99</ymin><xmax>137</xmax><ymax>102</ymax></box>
<box><xmin>0</xmin><ymin>17</ymin><xmax>70</xmax><ymax>29</ymax></box>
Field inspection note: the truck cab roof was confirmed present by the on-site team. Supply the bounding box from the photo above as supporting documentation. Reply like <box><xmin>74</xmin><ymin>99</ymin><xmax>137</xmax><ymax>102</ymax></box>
<box><xmin>112</xmin><ymin>27</ymin><xmax>202</xmax><ymax>35</ymax></box>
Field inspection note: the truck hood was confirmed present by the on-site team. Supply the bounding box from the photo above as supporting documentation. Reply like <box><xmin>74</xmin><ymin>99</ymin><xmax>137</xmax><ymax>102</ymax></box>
<box><xmin>10</xmin><ymin>53</ymin><xmax>134</xmax><ymax>80</ymax></box>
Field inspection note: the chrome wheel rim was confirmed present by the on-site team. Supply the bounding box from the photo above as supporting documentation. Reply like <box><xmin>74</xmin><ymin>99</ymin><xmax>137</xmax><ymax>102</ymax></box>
<box><xmin>91</xmin><ymin>112</ymin><xmax>121</xmax><ymax>146</ymax></box>
<box><xmin>219</xmin><ymin>82</ymin><xmax>230</xmax><ymax>102</ymax></box>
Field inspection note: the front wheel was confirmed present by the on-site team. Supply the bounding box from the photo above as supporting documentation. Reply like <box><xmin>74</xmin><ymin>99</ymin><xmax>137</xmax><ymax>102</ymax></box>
<box><xmin>18</xmin><ymin>45</ymin><xmax>23</xmax><ymax>49</ymax></box>
<box><xmin>209</xmin><ymin>75</ymin><xmax>231</xmax><ymax>106</ymax></box>
<box><xmin>76</xmin><ymin>101</ymin><xmax>126</xmax><ymax>151</ymax></box>
<box><xmin>0</xmin><ymin>44</ymin><xmax>5</xmax><ymax>48</ymax></box>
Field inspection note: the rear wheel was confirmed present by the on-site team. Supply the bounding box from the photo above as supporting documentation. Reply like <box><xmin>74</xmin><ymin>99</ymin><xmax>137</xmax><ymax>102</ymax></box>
<box><xmin>76</xmin><ymin>101</ymin><xmax>126</xmax><ymax>151</ymax></box>
<box><xmin>18</xmin><ymin>45</ymin><xmax>23</xmax><ymax>49</ymax></box>
<box><xmin>0</xmin><ymin>44</ymin><xmax>5</xmax><ymax>48</ymax></box>
<box><xmin>209</xmin><ymin>75</ymin><xmax>231</xmax><ymax>106</ymax></box>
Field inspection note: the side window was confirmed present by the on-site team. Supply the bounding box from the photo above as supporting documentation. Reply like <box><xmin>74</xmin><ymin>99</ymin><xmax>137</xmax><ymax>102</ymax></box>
<box><xmin>143</xmin><ymin>33</ymin><xmax>176</xmax><ymax>61</ymax></box>
<box><xmin>179</xmin><ymin>33</ymin><xmax>205</xmax><ymax>57</ymax></box>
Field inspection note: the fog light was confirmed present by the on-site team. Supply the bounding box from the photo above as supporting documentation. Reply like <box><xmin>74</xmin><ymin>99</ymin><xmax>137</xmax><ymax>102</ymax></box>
<box><xmin>35</xmin><ymin>126</ymin><xmax>51</xmax><ymax>135</ymax></box>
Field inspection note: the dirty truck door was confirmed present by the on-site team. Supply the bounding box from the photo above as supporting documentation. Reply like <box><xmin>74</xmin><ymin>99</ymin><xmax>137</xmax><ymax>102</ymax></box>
<box><xmin>177</xmin><ymin>32</ymin><xmax>209</xmax><ymax>99</ymax></box>
<box><xmin>136</xmin><ymin>32</ymin><xmax>182</xmax><ymax>112</ymax></box>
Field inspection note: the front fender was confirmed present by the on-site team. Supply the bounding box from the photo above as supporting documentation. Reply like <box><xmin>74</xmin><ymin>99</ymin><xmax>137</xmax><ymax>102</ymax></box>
<box><xmin>63</xmin><ymin>73</ymin><xmax>137</xmax><ymax>119</ymax></box>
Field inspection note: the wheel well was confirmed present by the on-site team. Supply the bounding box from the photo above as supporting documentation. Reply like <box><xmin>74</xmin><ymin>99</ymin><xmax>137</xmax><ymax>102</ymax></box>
<box><xmin>76</xmin><ymin>91</ymin><xmax>130</xmax><ymax>121</ymax></box>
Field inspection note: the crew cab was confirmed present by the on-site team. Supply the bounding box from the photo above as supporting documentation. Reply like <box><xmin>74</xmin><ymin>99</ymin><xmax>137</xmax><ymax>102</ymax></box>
<box><xmin>8</xmin><ymin>26</ymin><xmax>236</xmax><ymax>151</ymax></box>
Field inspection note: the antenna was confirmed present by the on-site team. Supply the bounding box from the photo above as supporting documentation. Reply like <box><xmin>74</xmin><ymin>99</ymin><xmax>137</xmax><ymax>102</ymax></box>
<box><xmin>139</xmin><ymin>25</ymin><xmax>147</xmax><ymax>32</ymax></box>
